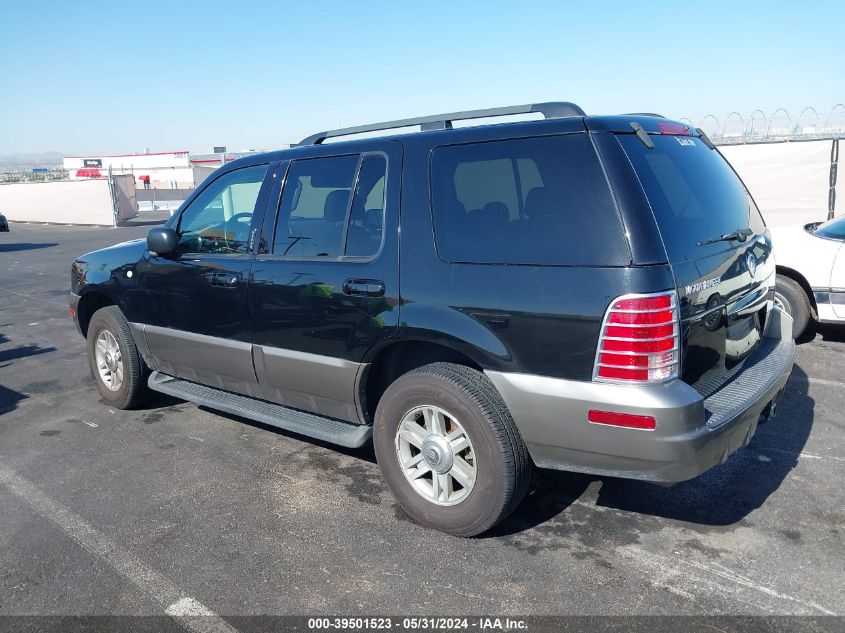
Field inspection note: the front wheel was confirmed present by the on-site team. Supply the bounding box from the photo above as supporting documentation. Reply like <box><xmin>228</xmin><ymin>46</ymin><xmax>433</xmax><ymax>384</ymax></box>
<box><xmin>774</xmin><ymin>274</ymin><xmax>812</xmax><ymax>339</ymax></box>
<box><xmin>373</xmin><ymin>362</ymin><xmax>532</xmax><ymax>537</ymax></box>
<box><xmin>86</xmin><ymin>306</ymin><xmax>150</xmax><ymax>409</ymax></box>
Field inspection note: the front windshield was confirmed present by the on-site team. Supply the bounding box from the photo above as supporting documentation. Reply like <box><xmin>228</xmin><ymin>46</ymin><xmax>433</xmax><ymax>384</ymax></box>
<box><xmin>815</xmin><ymin>216</ymin><xmax>845</xmax><ymax>240</ymax></box>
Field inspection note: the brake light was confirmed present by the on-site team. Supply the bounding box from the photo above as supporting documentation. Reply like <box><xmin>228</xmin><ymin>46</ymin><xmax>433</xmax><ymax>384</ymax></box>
<box><xmin>594</xmin><ymin>291</ymin><xmax>680</xmax><ymax>383</ymax></box>
<box><xmin>658</xmin><ymin>122</ymin><xmax>692</xmax><ymax>136</ymax></box>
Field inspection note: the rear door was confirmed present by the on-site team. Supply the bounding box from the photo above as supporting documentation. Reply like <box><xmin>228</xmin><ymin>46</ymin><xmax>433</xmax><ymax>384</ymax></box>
<box><xmin>249</xmin><ymin>141</ymin><xmax>401</xmax><ymax>422</ymax></box>
<box><xmin>617</xmin><ymin>132</ymin><xmax>773</xmax><ymax>395</ymax></box>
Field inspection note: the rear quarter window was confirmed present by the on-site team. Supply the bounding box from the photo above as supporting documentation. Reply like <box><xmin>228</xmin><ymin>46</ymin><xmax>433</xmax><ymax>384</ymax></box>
<box><xmin>430</xmin><ymin>134</ymin><xmax>630</xmax><ymax>266</ymax></box>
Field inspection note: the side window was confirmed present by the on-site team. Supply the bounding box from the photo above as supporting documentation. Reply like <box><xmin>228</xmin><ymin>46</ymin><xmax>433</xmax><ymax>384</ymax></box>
<box><xmin>177</xmin><ymin>164</ymin><xmax>268</xmax><ymax>254</ymax></box>
<box><xmin>346</xmin><ymin>155</ymin><xmax>387</xmax><ymax>258</ymax></box>
<box><xmin>453</xmin><ymin>159</ymin><xmax>519</xmax><ymax>221</ymax></box>
<box><xmin>430</xmin><ymin>134</ymin><xmax>629</xmax><ymax>266</ymax></box>
<box><xmin>273</xmin><ymin>154</ymin><xmax>387</xmax><ymax>258</ymax></box>
<box><xmin>516</xmin><ymin>158</ymin><xmax>543</xmax><ymax>218</ymax></box>
<box><xmin>274</xmin><ymin>155</ymin><xmax>359</xmax><ymax>257</ymax></box>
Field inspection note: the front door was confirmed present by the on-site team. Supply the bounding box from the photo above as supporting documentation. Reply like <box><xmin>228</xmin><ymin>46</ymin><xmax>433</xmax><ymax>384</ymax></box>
<box><xmin>138</xmin><ymin>162</ymin><xmax>274</xmax><ymax>396</ymax></box>
<box><xmin>249</xmin><ymin>142</ymin><xmax>401</xmax><ymax>421</ymax></box>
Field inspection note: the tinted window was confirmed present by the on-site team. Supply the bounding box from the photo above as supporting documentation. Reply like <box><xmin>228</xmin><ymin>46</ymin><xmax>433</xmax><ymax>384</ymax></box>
<box><xmin>619</xmin><ymin>135</ymin><xmax>766</xmax><ymax>262</ymax></box>
<box><xmin>177</xmin><ymin>164</ymin><xmax>267</xmax><ymax>254</ymax></box>
<box><xmin>814</xmin><ymin>216</ymin><xmax>845</xmax><ymax>240</ymax></box>
<box><xmin>273</xmin><ymin>154</ymin><xmax>387</xmax><ymax>258</ymax></box>
<box><xmin>345</xmin><ymin>155</ymin><xmax>387</xmax><ymax>257</ymax></box>
<box><xmin>430</xmin><ymin>134</ymin><xmax>629</xmax><ymax>265</ymax></box>
<box><xmin>274</xmin><ymin>155</ymin><xmax>359</xmax><ymax>257</ymax></box>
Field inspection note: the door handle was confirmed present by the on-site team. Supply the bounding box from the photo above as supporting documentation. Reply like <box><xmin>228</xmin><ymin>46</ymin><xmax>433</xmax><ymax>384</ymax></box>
<box><xmin>208</xmin><ymin>272</ymin><xmax>240</xmax><ymax>287</ymax></box>
<box><xmin>343</xmin><ymin>278</ymin><xmax>385</xmax><ymax>297</ymax></box>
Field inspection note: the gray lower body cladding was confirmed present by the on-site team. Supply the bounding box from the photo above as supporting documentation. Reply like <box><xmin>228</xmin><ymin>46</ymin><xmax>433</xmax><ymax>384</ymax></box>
<box><xmin>486</xmin><ymin>308</ymin><xmax>796</xmax><ymax>483</ymax></box>
<box><xmin>140</xmin><ymin>324</ymin><xmax>260</xmax><ymax>397</ymax></box>
<box><xmin>127</xmin><ymin>323</ymin><xmax>364</xmax><ymax>423</ymax></box>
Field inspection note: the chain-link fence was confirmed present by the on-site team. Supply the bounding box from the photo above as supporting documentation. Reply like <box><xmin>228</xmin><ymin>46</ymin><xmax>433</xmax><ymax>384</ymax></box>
<box><xmin>683</xmin><ymin>104</ymin><xmax>844</xmax><ymax>145</ymax></box>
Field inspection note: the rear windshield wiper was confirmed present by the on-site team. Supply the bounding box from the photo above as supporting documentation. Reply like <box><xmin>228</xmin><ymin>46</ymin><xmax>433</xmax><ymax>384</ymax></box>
<box><xmin>696</xmin><ymin>227</ymin><xmax>753</xmax><ymax>246</ymax></box>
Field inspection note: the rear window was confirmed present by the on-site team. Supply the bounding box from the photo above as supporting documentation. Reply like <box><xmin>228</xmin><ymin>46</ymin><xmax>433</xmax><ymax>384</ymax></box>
<box><xmin>619</xmin><ymin>134</ymin><xmax>766</xmax><ymax>262</ymax></box>
<box><xmin>430</xmin><ymin>134</ymin><xmax>630</xmax><ymax>266</ymax></box>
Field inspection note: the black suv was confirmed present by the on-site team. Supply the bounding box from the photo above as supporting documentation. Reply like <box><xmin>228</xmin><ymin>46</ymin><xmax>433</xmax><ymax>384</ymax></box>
<box><xmin>71</xmin><ymin>102</ymin><xmax>795</xmax><ymax>536</ymax></box>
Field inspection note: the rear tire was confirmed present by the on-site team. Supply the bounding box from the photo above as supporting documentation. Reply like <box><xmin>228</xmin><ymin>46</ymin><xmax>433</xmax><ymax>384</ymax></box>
<box><xmin>373</xmin><ymin>362</ymin><xmax>532</xmax><ymax>537</ymax></box>
<box><xmin>774</xmin><ymin>274</ymin><xmax>811</xmax><ymax>339</ymax></box>
<box><xmin>86</xmin><ymin>306</ymin><xmax>150</xmax><ymax>409</ymax></box>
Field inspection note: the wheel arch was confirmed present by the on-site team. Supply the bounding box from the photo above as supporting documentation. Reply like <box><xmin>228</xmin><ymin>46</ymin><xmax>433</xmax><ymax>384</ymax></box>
<box><xmin>357</xmin><ymin>338</ymin><xmax>485</xmax><ymax>424</ymax></box>
<box><xmin>77</xmin><ymin>289</ymin><xmax>118</xmax><ymax>338</ymax></box>
<box><xmin>776</xmin><ymin>265</ymin><xmax>817</xmax><ymax>317</ymax></box>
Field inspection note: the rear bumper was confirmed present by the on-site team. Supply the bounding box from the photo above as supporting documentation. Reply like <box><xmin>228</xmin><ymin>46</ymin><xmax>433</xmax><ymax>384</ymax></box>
<box><xmin>486</xmin><ymin>307</ymin><xmax>795</xmax><ymax>483</ymax></box>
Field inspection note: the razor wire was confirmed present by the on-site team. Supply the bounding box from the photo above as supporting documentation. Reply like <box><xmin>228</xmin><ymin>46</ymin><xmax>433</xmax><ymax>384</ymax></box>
<box><xmin>690</xmin><ymin>104</ymin><xmax>844</xmax><ymax>145</ymax></box>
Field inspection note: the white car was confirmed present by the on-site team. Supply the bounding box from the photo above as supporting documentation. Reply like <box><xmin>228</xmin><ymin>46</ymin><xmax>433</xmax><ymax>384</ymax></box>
<box><xmin>770</xmin><ymin>215</ymin><xmax>845</xmax><ymax>337</ymax></box>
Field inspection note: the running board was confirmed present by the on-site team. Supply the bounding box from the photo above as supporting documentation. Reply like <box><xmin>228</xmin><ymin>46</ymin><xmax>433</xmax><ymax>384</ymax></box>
<box><xmin>147</xmin><ymin>371</ymin><xmax>372</xmax><ymax>448</ymax></box>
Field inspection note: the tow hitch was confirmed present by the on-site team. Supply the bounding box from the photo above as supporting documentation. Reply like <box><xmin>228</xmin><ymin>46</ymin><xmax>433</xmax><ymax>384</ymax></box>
<box><xmin>760</xmin><ymin>386</ymin><xmax>786</xmax><ymax>423</ymax></box>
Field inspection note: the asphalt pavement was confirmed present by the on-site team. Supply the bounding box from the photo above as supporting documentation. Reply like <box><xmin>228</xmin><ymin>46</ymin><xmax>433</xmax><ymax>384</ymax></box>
<box><xmin>0</xmin><ymin>218</ymin><xmax>843</xmax><ymax>626</ymax></box>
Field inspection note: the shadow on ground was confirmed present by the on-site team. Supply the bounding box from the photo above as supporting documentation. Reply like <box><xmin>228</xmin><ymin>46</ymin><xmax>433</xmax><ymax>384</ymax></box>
<box><xmin>117</xmin><ymin>219</ymin><xmax>166</xmax><ymax>228</ymax></box>
<box><xmin>136</xmin><ymin>391</ymin><xmax>183</xmax><ymax>410</ymax></box>
<box><xmin>0</xmin><ymin>384</ymin><xmax>28</xmax><ymax>415</ymax></box>
<box><xmin>491</xmin><ymin>363</ymin><xmax>814</xmax><ymax>536</ymax></box>
<box><xmin>796</xmin><ymin>321</ymin><xmax>845</xmax><ymax>345</ymax></box>
<box><xmin>198</xmin><ymin>405</ymin><xmax>378</xmax><ymax>463</ymax></box>
<box><xmin>0</xmin><ymin>343</ymin><xmax>57</xmax><ymax>366</ymax></box>
<box><xmin>815</xmin><ymin>323</ymin><xmax>845</xmax><ymax>343</ymax></box>
<box><xmin>0</xmin><ymin>242</ymin><xmax>58</xmax><ymax>253</ymax></box>
<box><xmin>135</xmin><ymin>361</ymin><xmax>814</xmax><ymax>537</ymax></box>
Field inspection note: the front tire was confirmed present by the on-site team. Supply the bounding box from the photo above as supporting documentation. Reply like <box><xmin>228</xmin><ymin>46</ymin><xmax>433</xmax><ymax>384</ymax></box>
<box><xmin>86</xmin><ymin>306</ymin><xmax>149</xmax><ymax>409</ymax></box>
<box><xmin>373</xmin><ymin>362</ymin><xmax>531</xmax><ymax>537</ymax></box>
<box><xmin>774</xmin><ymin>274</ymin><xmax>812</xmax><ymax>339</ymax></box>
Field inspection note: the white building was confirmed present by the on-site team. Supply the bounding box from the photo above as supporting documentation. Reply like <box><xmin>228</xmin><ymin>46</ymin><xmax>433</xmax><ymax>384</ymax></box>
<box><xmin>189</xmin><ymin>153</ymin><xmax>237</xmax><ymax>188</ymax></box>
<box><xmin>189</xmin><ymin>149</ymin><xmax>270</xmax><ymax>186</ymax></box>
<box><xmin>63</xmin><ymin>151</ymin><xmax>193</xmax><ymax>188</ymax></box>
<box><xmin>64</xmin><ymin>148</ymin><xmax>268</xmax><ymax>189</ymax></box>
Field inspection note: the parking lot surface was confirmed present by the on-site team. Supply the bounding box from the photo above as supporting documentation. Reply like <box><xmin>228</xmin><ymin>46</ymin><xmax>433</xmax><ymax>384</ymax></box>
<box><xmin>1</xmin><ymin>219</ymin><xmax>843</xmax><ymax>621</ymax></box>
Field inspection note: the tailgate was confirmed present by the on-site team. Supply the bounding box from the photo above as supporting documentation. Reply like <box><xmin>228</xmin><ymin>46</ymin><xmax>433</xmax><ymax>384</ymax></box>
<box><xmin>673</xmin><ymin>240</ymin><xmax>775</xmax><ymax>396</ymax></box>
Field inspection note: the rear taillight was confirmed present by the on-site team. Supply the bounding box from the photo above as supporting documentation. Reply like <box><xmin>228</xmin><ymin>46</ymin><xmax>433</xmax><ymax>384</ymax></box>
<box><xmin>594</xmin><ymin>291</ymin><xmax>680</xmax><ymax>384</ymax></box>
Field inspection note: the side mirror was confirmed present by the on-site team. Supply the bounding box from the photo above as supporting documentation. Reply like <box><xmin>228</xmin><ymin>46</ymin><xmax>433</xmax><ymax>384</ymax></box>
<box><xmin>147</xmin><ymin>227</ymin><xmax>178</xmax><ymax>257</ymax></box>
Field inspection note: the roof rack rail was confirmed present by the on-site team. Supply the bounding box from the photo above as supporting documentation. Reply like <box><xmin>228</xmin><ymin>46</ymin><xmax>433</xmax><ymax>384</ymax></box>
<box><xmin>298</xmin><ymin>101</ymin><xmax>586</xmax><ymax>145</ymax></box>
<box><xmin>625</xmin><ymin>112</ymin><xmax>666</xmax><ymax>118</ymax></box>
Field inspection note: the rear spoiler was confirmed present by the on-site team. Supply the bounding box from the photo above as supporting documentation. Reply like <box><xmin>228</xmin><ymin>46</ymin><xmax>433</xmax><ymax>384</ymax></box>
<box><xmin>587</xmin><ymin>116</ymin><xmax>715</xmax><ymax>149</ymax></box>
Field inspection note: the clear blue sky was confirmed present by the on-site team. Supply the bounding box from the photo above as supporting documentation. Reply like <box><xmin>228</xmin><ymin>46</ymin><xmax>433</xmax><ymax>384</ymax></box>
<box><xmin>1</xmin><ymin>0</ymin><xmax>842</xmax><ymax>155</ymax></box>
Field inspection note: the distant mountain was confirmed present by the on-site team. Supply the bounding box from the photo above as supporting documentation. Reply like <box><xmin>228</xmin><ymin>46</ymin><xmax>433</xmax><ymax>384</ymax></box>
<box><xmin>0</xmin><ymin>151</ymin><xmax>66</xmax><ymax>167</ymax></box>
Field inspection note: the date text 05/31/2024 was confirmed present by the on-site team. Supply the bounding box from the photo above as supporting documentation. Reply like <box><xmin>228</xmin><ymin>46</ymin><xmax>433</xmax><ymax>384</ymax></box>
<box><xmin>307</xmin><ymin>617</ymin><xmax>529</xmax><ymax>631</ymax></box>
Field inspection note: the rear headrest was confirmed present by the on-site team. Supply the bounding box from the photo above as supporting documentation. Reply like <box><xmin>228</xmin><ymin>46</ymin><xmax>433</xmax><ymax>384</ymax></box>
<box><xmin>324</xmin><ymin>190</ymin><xmax>349</xmax><ymax>222</ymax></box>
<box><xmin>482</xmin><ymin>202</ymin><xmax>509</xmax><ymax>224</ymax></box>
<box><xmin>523</xmin><ymin>187</ymin><xmax>555</xmax><ymax>219</ymax></box>
<box><xmin>364</xmin><ymin>209</ymin><xmax>382</xmax><ymax>228</ymax></box>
